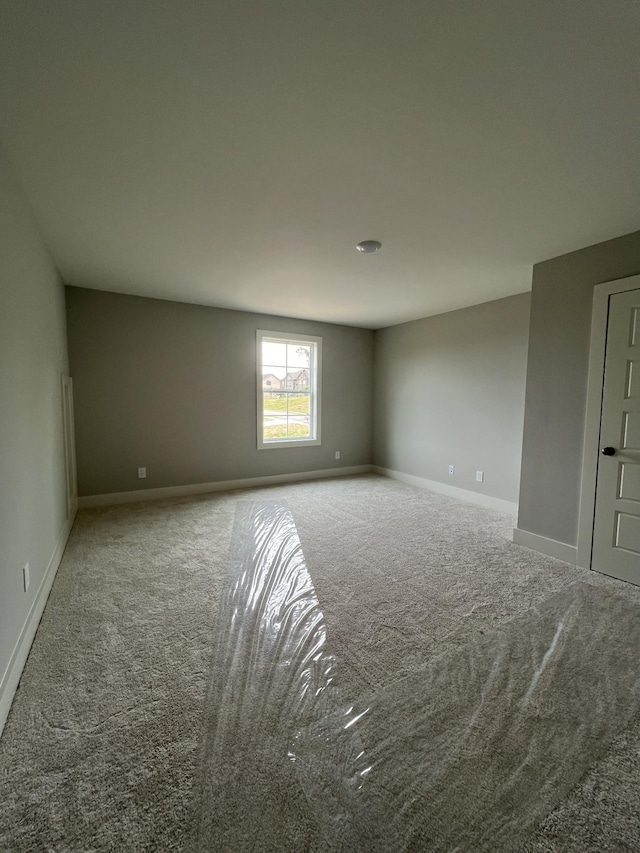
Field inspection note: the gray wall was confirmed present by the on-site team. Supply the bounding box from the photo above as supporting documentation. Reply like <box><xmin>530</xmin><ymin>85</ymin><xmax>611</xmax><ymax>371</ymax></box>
<box><xmin>518</xmin><ymin>230</ymin><xmax>640</xmax><ymax>545</ymax></box>
<box><xmin>66</xmin><ymin>288</ymin><xmax>374</xmax><ymax>497</ymax></box>
<box><xmin>0</xmin><ymin>150</ymin><xmax>69</xmax><ymax>696</ymax></box>
<box><xmin>373</xmin><ymin>293</ymin><xmax>531</xmax><ymax>504</ymax></box>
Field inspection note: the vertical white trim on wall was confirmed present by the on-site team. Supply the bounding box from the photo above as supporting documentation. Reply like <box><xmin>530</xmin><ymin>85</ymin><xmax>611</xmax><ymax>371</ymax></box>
<box><xmin>576</xmin><ymin>274</ymin><xmax>640</xmax><ymax>570</ymax></box>
<box><xmin>61</xmin><ymin>375</ymin><xmax>77</xmax><ymax>520</ymax></box>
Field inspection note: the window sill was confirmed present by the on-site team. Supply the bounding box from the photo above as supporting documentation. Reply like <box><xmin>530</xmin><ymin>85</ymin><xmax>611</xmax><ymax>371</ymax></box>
<box><xmin>258</xmin><ymin>438</ymin><xmax>321</xmax><ymax>450</ymax></box>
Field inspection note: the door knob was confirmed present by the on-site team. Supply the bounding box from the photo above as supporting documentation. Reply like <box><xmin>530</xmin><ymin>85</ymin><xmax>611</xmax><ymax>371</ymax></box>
<box><xmin>601</xmin><ymin>446</ymin><xmax>616</xmax><ymax>456</ymax></box>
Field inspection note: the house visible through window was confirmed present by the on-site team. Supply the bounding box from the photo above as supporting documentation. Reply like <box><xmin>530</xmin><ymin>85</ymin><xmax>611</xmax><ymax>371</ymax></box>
<box><xmin>257</xmin><ymin>330</ymin><xmax>322</xmax><ymax>449</ymax></box>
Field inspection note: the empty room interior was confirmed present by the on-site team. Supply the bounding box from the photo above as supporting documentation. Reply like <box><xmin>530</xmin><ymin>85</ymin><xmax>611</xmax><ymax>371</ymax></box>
<box><xmin>2</xmin><ymin>2</ymin><xmax>640</xmax><ymax>850</ymax></box>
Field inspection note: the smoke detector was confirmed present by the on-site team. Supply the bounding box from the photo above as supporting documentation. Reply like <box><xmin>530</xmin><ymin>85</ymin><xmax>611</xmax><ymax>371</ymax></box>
<box><xmin>356</xmin><ymin>240</ymin><xmax>382</xmax><ymax>254</ymax></box>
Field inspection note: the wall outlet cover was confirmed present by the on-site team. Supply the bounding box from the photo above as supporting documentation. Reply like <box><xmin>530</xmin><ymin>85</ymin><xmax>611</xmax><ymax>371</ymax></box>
<box><xmin>335</xmin><ymin>451</ymin><xmax>341</xmax><ymax>460</ymax></box>
<box><xmin>448</xmin><ymin>464</ymin><xmax>455</xmax><ymax>475</ymax></box>
<box><xmin>23</xmin><ymin>563</ymin><xmax>30</xmax><ymax>592</ymax></box>
<box><xmin>138</xmin><ymin>467</ymin><xmax>147</xmax><ymax>479</ymax></box>
<box><xmin>476</xmin><ymin>470</ymin><xmax>485</xmax><ymax>482</ymax></box>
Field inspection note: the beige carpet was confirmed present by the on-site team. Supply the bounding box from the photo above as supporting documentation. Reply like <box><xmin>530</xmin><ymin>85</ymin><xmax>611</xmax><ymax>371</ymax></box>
<box><xmin>1</xmin><ymin>474</ymin><xmax>639</xmax><ymax>851</ymax></box>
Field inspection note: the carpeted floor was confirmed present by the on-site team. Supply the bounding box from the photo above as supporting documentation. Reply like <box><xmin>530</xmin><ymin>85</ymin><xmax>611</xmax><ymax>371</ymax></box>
<box><xmin>1</xmin><ymin>474</ymin><xmax>639</xmax><ymax>851</ymax></box>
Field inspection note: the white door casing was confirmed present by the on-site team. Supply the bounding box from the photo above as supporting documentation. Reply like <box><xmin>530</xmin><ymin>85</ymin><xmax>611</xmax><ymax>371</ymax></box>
<box><xmin>578</xmin><ymin>275</ymin><xmax>640</xmax><ymax>573</ymax></box>
<box><xmin>591</xmin><ymin>289</ymin><xmax>640</xmax><ymax>585</ymax></box>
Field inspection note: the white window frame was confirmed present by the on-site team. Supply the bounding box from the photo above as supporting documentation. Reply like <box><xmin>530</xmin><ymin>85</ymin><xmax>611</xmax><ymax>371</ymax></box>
<box><xmin>257</xmin><ymin>330</ymin><xmax>322</xmax><ymax>450</ymax></box>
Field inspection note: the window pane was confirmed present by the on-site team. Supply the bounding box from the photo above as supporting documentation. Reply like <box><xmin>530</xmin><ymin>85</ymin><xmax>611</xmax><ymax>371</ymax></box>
<box><xmin>283</xmin><ymin>368</ymin><xmax>309</xmax><ymax>391</ymax></box>
<box><xmin>262</xmin><ymin>366</ymin><xmax>286</xmax><ymax>402</ymax></box>
<box><xmin>286</xmin><ymin>391</ymin><xmax>311</xmax><ymax>438</ymax></box>
<box><xmin>290</xmin><ymin>393</ymin><xmax>310</xmax><ymax>416</ymax></box>
<box><xmin>288</xmin><ymin>419</ymin><xmax>310</xmax><ymax>438</ymax></box>
<box><xmin>263</xmin><ymin>422</ymin><xmax>288</xmax><ymax>440</ymax></box>
<box><xmin>263</xmin><ymin>373</ymin><xmax>287</xmax><ymax>440</ymax></box>
<box><xmin>262</xmin><ymin>341</ymin><xmax>286</xmax><ymax>366</ymax></box>
<box><xmin>287</xmin><ymin>344</ymin><xmax>311</xmax><ymax>368</ymax></box>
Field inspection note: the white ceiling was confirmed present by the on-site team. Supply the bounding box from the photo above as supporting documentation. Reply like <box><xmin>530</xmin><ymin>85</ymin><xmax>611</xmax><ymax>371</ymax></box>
<box><xmin>0</xmin><ymin>1</ymin><xmax>638</xmax><ymax>328</ymax></box>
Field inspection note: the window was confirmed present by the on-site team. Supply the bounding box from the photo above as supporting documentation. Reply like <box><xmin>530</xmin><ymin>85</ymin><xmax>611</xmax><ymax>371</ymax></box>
<box><xmin>257</xmin><ymin>330</ymin><xmax>322</xmax><ymax>449</ymax></box>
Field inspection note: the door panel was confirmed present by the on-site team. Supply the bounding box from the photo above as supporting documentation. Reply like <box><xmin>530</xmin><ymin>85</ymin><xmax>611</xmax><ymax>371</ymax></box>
<box><xmin>622</xmin><ymin>411</ymin><xmax>640</xmax><ymax>449</ymax></box>
<box><xmin>592</xmin><ymin>289</ymin><xmax>640</xmax><ymax>585</ymax></box>
<box><xmin>618</xmin><ymin>462</ymin><xmax>640</xmax><ymax>502</ymax></box>
<box><xmin>614</xmin><ymin>511</ymin><xmax>640</xmax><ymax>553</ymax></box>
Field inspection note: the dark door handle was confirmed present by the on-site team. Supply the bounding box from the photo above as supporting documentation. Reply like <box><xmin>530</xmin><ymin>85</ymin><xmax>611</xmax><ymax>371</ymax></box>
<box><xmin>601</xmin><ymin>446</ymin><xmax>616</xmax><ymax>456</ymax></box>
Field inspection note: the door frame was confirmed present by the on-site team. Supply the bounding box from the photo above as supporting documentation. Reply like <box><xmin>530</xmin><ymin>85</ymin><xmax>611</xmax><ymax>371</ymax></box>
<box><xmin>577</xmin><ymin>274</ymin><xmax>640</xmax><ymax>570</ymax></box>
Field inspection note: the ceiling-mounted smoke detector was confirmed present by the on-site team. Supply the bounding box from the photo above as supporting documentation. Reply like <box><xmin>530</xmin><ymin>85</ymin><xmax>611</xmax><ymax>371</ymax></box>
<box><xmin>356</xmin><ymin>240</ymin><xmax>382</xmax><ymax>254</ymax></box>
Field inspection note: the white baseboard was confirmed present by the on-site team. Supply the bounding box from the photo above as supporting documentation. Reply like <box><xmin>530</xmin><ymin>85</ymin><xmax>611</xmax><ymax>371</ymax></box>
<box><xmin>0</xmin><ymin>510</ymin><xmax>76</xmax><ymax>738</ymax></box>
<box><xmin>512</xmin><ymin>528</ymin><xmax>577</xmax><ymax>564</ymax></box>
<box><xmin>78</xmin><ymin>465</ymin><xmax>374</xmax><ymax>508</ymax></box>
<box><xmin>373</xmin><ymin>465</ymin><xmax>518</xmax><ymax>515</ymax></box>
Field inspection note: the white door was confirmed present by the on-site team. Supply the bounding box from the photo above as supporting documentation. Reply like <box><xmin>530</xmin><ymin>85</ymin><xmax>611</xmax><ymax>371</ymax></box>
<box><xmin>592</xmin><ymin>289</ymin><xmax>640</xmax><ymax>585</ymax></box>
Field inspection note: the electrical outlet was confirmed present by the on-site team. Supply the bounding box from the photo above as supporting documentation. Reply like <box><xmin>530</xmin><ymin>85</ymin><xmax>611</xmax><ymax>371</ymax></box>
<box><xmin>335</xmin><ymin>450</ymin><xmax>341</xmax><ymax>460</ymax></box>
<box><xmin>23</xmin><ymin>563</ymin><xmax>30</xmax><ymax>592</ymax></box>
<box><xmin>476</xmin><ymin>470</ymin><xmax>484</xmax><ymax>483</ymax></box>
<box><xmin>138</xmin><ymin>467</ymin><xmax>147</xmax><ymax>479</ymax></box>
<box><xmin>448</xmin><ymin>464</ymin><xmax>455</xmax><ymax>476</ymax></box>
